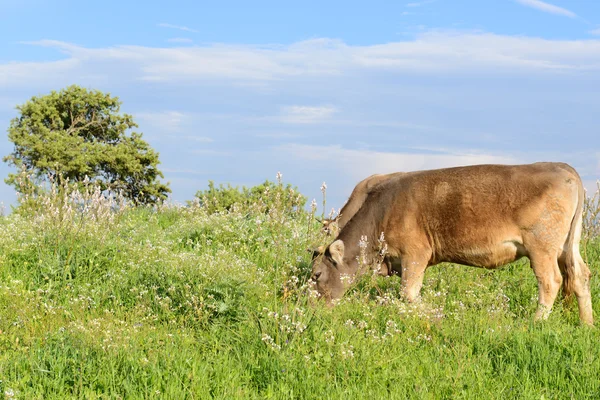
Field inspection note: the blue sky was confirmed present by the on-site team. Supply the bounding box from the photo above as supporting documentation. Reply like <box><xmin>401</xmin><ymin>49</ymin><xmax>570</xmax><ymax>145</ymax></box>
<box><xmin>1</xmin><ymin>0</ymin><xmax>599</xmax><ymax>210</ymax></box>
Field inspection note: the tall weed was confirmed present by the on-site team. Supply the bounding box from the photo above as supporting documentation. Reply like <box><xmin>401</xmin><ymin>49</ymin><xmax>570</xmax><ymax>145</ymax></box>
<box><xmin>583</xmin><ymin>181</ymin><xmax>600</xmax><ymax>242</ymax></box>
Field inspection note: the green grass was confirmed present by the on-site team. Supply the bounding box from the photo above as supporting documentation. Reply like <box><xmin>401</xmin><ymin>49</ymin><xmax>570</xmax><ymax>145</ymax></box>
<box><xmin>0</xmin><ymin>188</ymin><xmax>599</xmax><ymax>399</ymax></box>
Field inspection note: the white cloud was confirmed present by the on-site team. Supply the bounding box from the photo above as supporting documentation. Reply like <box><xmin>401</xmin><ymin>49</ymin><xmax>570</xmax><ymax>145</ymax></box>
<box><xmin>136</xmin><ymin>111</ymin><xmax>186</xmax><ymax>133</ymax></box>
<box><xmin>514</xmin><ymin>0</ymin><xmax>576</xmax><ymax>18</ymax></box>
<box><xmin>4</xmin><ymin>33</ymin><xmax>600</xmax><ymax>89</ymax></box>
<box><xmin>157</xmin><ymin>23</ymin><xmax>198</xmax><ymax>33</ymax></box>
<box><xmin>406</xmin><ymin>0</ymin><xmax>436</xmax><ymax>7</ymax></box>
<box><xmin>20</xmin><ymin>39</ymin><xmax>81</xmax><ymax>52</ymax></box>
<box><xmin>255</xmin><ymin>132</ymin><xmax>301</xmax><ymax>139</ymax></box>
<box><xmin>133</xmin><ymin>112</ymin><xmax>214</xmax><ymax>142</ymax></box>
<box><xmin>190</xmin><ymin>149</ymin><xmax>231</xmax><ymax>156</ymax></box>
<box><xmin>354</xmin><ymin>31</ymin><xmax>600</xmax><ymax>71</ymax></box>
<box><xmin>590</xmin><ymin>28</ymin><xmax>600</xmax><ymax>36</ymax></box>
<box><xmin>276</xmin><ymin>143</ymin><xmax>518</xmax><ymax>181</ymax></box>
<box><xmin>0</xmin><ymin>58</ymin><xmax>80</xmax><ymax>88</ymax></box>
<box><xmin>179</xmin><ymin>136</ymin><xmax>214</xmax><ymax>143</ymax></box>
<box><xmin>279</xmin><ymin>105</ymin><xmax>338</xmax><ymax>124</ymax></box>
<box><xmin>167</xmin><ymin>38</ymin><xmax>194</xmax><ymax>44</ymax></box>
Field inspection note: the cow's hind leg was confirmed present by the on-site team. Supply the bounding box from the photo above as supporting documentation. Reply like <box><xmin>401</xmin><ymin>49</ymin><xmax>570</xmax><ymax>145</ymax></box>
<box><xmin>530</xmin><ymin>252</ymin><xmax>563</xmax><ymax>321</ymax></box>
<box><xmin>400</xmin><ymin>254</ymin><xmax>430</xmax><ymax>303</ymax></box>
<box><xmin>566</xmin><ymin>254</ymin><xmax>593</xmax><ymax>325</ymax></box>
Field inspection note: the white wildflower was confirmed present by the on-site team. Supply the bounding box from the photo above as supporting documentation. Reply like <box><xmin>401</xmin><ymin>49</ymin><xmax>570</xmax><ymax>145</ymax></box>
<box><xmin>328</xmin><ymin>207</ymin><xmax>337</xmax><ymax>219</ymax></box>
<box><xmin>341</xmin><ymin>343</ymin><xmax>355</xmax><ymax>359</ymax></box>
<box><xmin>324</xmin><ymin>330</ymin><xmax>335</xmax><ymax>344</ymax></box>
<box><xmin>340</xmin><ymin>273</ymin><xmax>353</xmax><ymax>286</ymax></box>
<box><xmin>261</xmin><ymin>333</ymin><xmax>281</xmax><ymax>351</ymax></box>
<box><xmin>359</xmin><ymin>235</ymin><xmax>368</xmax><ymax>250</ymax></box>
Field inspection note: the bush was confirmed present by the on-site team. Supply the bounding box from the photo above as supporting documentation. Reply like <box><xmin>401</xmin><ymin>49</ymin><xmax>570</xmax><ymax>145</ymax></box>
<box><xmin>192</xmin><ymin>179</ymin><xmax>307</xmax><ymax>215</ymax></box>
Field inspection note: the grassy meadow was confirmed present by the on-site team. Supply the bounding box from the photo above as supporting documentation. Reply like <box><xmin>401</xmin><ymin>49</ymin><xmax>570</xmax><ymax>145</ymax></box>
<box><xmin>0</xmin><ymin>177</ymin><xmax>599</xmax><ymax>399</ymax></box>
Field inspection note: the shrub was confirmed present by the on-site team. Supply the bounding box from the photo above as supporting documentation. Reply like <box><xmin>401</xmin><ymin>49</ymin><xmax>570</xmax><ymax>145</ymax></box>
<box><xmin>192</xmin><ymin>178</ymin><xmax>306</xmax><ymax>215</ymax></box>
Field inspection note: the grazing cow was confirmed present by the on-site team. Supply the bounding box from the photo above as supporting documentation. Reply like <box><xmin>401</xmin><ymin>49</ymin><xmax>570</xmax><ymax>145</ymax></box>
<box><xmin>321</xmin><ymin>173</ymin><xmax>404</xmax><ymax>236</ymax></box>
<box><xmin>310</xmin><ymin>163</ymin><xmax>593</xmax><ymax>325</ymax></box>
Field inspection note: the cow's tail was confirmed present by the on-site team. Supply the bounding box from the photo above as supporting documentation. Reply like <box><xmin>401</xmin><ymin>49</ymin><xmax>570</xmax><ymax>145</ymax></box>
<box><xmin>561</xmin><ymin>174</ymin><xmax>585</xmax><ymax>300</ymax></box>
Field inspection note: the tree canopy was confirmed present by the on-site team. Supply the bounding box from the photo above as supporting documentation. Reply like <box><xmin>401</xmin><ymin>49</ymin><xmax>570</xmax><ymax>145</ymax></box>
<box><xmin>4</xmin><ymin>85</ymin><xmax>170</xmax><ymax>205</ymax></box>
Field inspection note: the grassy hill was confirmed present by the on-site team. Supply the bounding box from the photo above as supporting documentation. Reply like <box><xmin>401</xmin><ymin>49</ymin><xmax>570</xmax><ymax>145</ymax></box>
<box><xmin>0</xmin><ymin>179</ymin><xmax>599</xmax><ymax>399</ymax></box>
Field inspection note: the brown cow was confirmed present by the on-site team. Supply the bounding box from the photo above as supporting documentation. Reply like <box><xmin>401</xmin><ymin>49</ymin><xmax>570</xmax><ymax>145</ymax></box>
<box><xmin>321</xmin><ymin>173</ymin><xmax>404</xmax><ymax>236</ymax></box>
<box><xmin>310</xmin><ymin>163</ymin><xmax>593</xmax><ymax>325</ymax></box>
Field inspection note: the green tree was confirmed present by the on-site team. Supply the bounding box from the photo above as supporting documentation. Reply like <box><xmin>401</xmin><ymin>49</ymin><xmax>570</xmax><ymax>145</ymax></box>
<box><xmin>4</xmin><ymin>85</ymin><xmax>170</xmax><ymax>205</ymax></box>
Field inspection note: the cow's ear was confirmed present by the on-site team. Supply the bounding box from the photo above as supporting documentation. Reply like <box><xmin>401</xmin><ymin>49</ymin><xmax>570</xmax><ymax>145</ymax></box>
<box><xmin>329</xmin><ymin>240</ymin><xmax>345</xmax><ymax>266</ymax></box>
<box><xmin>307</xmin><ymin>245</ymin><xmax>325</xmax><ymax>260</ymax></box>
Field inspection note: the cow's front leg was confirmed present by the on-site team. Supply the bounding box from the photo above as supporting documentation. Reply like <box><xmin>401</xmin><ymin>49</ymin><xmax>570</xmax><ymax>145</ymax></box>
<box><xmin>400</xmin><ymin>254</ymin><xmax>431</xmax><ymax>302</ymax></box>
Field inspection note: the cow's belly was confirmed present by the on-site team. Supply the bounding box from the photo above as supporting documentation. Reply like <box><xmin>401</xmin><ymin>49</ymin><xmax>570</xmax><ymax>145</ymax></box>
<box><xmin>441</xmin><ymin>239</ymin><xmax>527</xmax><ymax>269</ymax></box>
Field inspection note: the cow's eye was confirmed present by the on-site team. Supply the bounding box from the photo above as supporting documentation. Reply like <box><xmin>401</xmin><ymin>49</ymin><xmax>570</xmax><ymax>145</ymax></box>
<box><xmin>327</xmin><ymin>256</ymin><xmax>338</xmax><ymax>268</ymax></box>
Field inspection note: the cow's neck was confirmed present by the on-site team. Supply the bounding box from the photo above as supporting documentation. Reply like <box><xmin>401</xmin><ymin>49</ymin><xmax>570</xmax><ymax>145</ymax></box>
<box><xmin>336</xmin><ymin>210</ymin><xmax>380</xmax><ymax>268</ymax></box>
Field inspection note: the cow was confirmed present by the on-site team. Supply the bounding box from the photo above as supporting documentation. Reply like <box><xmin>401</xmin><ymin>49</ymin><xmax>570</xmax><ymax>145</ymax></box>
<box><xmin>321</xmin><ymin>173</ymin><xmax>404</xmax><ymax>236</ymax></box>
<box><xmin>310</xmin><ymin>163</ymin><xmax>593</xmax><ymax>325</ymax></box>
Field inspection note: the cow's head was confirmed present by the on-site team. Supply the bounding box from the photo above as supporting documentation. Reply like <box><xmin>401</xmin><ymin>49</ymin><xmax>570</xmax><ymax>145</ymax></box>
<box><xmin>310</xmin><ymin>239</ymin><xmax>356</xmax><ymax>302</ymax></box>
